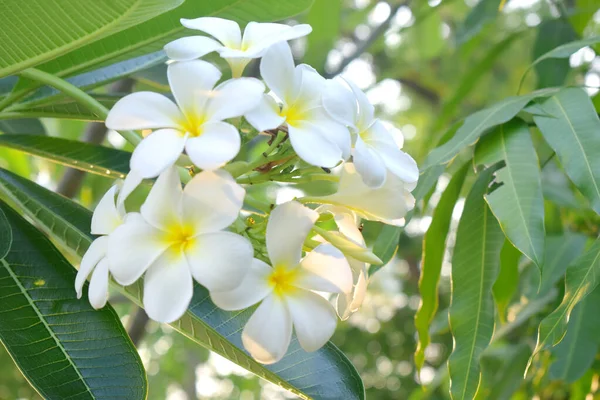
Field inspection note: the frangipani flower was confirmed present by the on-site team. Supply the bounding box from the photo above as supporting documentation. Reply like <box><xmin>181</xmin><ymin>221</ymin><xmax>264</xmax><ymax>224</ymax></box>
<box><xmin>302</xmin><ymin>163</ymin><xmax>416</xmax><ymax>226</ymax></box>
<box><xmin>75</xmin><ymin>183</ymin><xmax>126</xmax><ymax>309</ymax></box>
<box><xmin>245</xmin><ymin>42</ymin><xmax>351</xmax><ymax>168</ymax></box>
<box><xmin>165</xmin><ymin>17</ymin><xmax>312</xmax><ymax>77</ymax></box>
<box><xmin>210</xmin><ymin>201</ymin><xmax>353</xmax><ymax>364</ymax></box>
<box><xmin>323</xmin><ymin>77</ymin><xmax>419</xmax><ymax>188</ymax></box>
<box><xmin>106</xmin><ymin>60</ymin><xmax>265</xmax><ymax>179</ymax></box>
<box><xmin>108</xmin><ymin>167</ymin><xmax>253</xmax><ymax>323</ymax></box>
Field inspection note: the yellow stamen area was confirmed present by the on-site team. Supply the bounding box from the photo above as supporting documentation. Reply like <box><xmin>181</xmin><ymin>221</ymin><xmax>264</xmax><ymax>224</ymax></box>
<box><xmin>279</xmin><ymin>106</ymin><xmax>305</xmax><ymax>128</ymax></box>
<box><xmin>268</xmin><ymin>265</ymin><xmax>299</xmax><ymax>296</ymax></box>
<box><xmin>162</xmin><ymin>223</ymin><xmax>196</xmax><ymax>256</ymax></box>
<box><xmin>180</xmin><ymin>112</ymin><xmax>207</xmax><ymax>137</ymax></box>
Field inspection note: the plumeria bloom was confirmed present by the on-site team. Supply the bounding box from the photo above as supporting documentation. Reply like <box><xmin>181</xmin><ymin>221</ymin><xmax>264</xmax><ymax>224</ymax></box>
<box><xmin>302</xmin><ymin>163</ymin><xmax>416</xmax><ymax>226</ymax></box>
<box><xmin>245</xmin><ymin>42</ymin><xmax>351</xmax><ymax>168</ymax></box>
<box><xmin>108</xmin><ymin>167</ymin><xmax>253</xmax><ymax>323</ymax></box>
<box><xmin>323</xmin><ymin>77</ymin><xmax>419</xmax><ymax>188</ymax></box>
<box><xmin>165</xmin><ymin>17</ymin><xmax>312</xmax><ymax>77</ymax></box>
<box><xmin>210</xmin><ymin>201</ymin><xmax>353</xmax><ymax>364</ymax></box>
<box><xmin>106</xmin><ymin>60</ymin><xmax>265</xmax><ymax>179</ymax></box>
<box><xmin>75</xmin><ymin>183</ymin><xmax>126</xmax><ymax>309</ymax></box>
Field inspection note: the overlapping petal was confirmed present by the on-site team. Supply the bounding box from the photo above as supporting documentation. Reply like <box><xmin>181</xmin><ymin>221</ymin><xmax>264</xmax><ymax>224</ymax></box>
<box><xmin>167</xmin><ymin>60</ymin><xmax>222</xmax><ymax>116</ymax></box>
<box><xmin>130</xmin><ymin>129</ymin><xmax>187</xmax><ymax>179</ymax></box>
<box><xmin>210</xmin><ymin>259</ymin><xmax>273</xmax><ymax>311</ymax></box>
<box><xmin>91</xmin><ymin>185</ymin><xmax>121</xmax><ymax>235</ymax></box>
<box><xmin>286</xmin><ymin>290</ymin><xmax>337</xmax><ymax>352</ymax></box>
<box><xmin>260</xmin><ymin>42</ymin><xmax>299</xmax><ymax>104</ymax></box>
<box><xmin>106</xmin><ymin>92</ymin><xmax>183</xmax><ymax>131</ymax></box>
<box><xmin>181</xmin><ymin>17</ymin><xmax>242</xmax><ymax>48</ymax></box>
<box><xmin>140</xmin><ymin>166</ymin><xmax>183</xmax><ymax>230</ymax></box>
<box><xmin>185</xmin><ymin>121</ymin><xmax>241</xmax><ymax>170</ymax></box>
<box><xmin>164</xmin><ymin>36</ymin><xmax>223</xmax><ymax>61</ymax></box>
<box><xmin>244</xmin><ymin>95</ymin><xmax>285</xmax><ymax>131</ymax></box>
<box><xmin>88</xmin><ymin>258</ymin><xmax>110</xmax><ymax>309</ymax></box>
<box><xmin>295</xmin><ymin>244</ymin><xmax>353</xmax><ymax>294</ymax></box>
<box><xmin>75</xmin><ymin>236</ymin><xmax>108</xmax><ymax>299</ymax></box>
<box><xmin>288</xmin><ymin>122</ymin><xmax>343</xmax><ymax>168</ymax></box>
<box><xmin>353</xmin><ymin>136</ymin><xmax>387</xmax><ymax>188</ymax></box>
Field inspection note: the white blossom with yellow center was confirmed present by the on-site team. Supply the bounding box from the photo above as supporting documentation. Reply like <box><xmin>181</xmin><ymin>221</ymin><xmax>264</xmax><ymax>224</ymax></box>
<box><xmin>107</xmin><ymin>167</ymin><xmax>253</xmax><ymax>323</ymax></box>
<box><xmin>210</xmin><ymin>201</ymin><xmax>353</xmax><ymax>364</ymax></box>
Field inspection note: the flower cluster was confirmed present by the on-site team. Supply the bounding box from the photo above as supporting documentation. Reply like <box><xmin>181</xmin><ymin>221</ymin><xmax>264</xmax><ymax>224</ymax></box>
<box><xmin>77</xmin><ymin>17</ymin><xmax>419</xmax><ymax>364</ymax></box>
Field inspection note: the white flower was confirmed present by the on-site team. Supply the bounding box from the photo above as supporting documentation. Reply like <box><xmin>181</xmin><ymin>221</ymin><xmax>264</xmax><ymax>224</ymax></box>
<box><xmin>245</xmin><ymin>42</ymin><xmax>351</xmax><ymax>168</ymax></box>
<box><xmin>210</xmin><ymin>201</ymin><xmax>353</xmax><ymax>364</ymax></box>
<box><xmin>165</xmin><ymin>17</ymin><xmax>312</xmax><ymax>77</ymax></box>
<box><xmin>106</xmin><ymin>60</ymin><xmax>265</xmax><ymax>179</ymax></box>
<box><xmin>323</xmin><ymin>77</ymin><xmax>419</xmax><ymax>188</ymax></box>
<box><xmin>75</xmin><ymin>184</ymin><xmax>125</xmax><ymax>309</ymax></box>
<box><xmin>302</xmin><ymin>163</ymin><xmax>416</xmax><ymax>226</ymax></box>
<box><xmin>107</xmin><ymin>167</ymin><xmax>253</xmax><ymax>323</ymax></box>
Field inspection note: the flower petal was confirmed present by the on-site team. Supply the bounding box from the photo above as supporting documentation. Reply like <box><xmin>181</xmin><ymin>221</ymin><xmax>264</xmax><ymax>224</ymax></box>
<box><xmin>116</xmin><ymin>170</ymin><xmax>142</xmax><ymax>213</ymax></box>
<box><xmin>245</xmin><ymin>94</ymin><xmax>285</xmax><ymax>132</ymax></box>
<box><xmin>286</xmin><ymin>290</ymin><xmax>337</xmax><ymax>352</ymax></box>
<box><xmin>210</xmin><ymin>258</ymin><xmax>273</xmax><ymax>311</ymax></box>
<box><xmin>205</xmin><ymin>78</ymin><xmax>265</xmax><ymax>121</ymax></box>
<box><xmin>143</xmin><ymin>250</ymin><xmax>194</xmax><ymax>323</ymax></box>
<box><xmin>106</xmin><ymin>92</ymin><xmax>183</xmax><ymax>131</ymax></box>
<box><xmin>88</xmin><ymin>258</ymin><xmax>109</xmax><ymax>309</ymax></box>
<box><xmin>346</xmin><ymin>78</ymin><xmax>374</xmax><ymax>130</ymax></box>
<box><xmin>337</xmin><ymin>266</ymin><xmax>368</xmax><ymax>320</ymax></box>
<box><xmin>242</xmin><ymin>22</ymin><xmax>311</xmax><ymax>54</ymax></box>
<box><xmin>294</xmin><ymin>66</ymin><xmax>326</xmax><ymax>110</ymax></box>
<box><xmin>242</xmin><ymin>294</ymin><xmax>292</xmax><ymax>364</ymax></box>
<box><xmin>75</xmin><ymin>236</ymin><xmax>108</xmax><ymax>298</ymax></box>
<box><xmin>108</xmin><ymin>218</ymin><xmax>166</xmax><ymax>286</ymax></box>
<box><xmin>288</xmin><ymin>121</ymin><xmax>342</xmax><ymax>168</ymax></box>
<box><xmin>311</xmin><ymin>107</ymin><xmax>351</xmax><ymax>160</ymax></box>
<box><xmin>185</xmin><ymin>231</ymin><xmax>253</xmax><ymax>292</ymax></box>
<box><xmin>266</xmin><ymin>201</ymin><xmax>318</xmax><ymax>268</ymax></box>
<box><xmin>167</xmin><ymin>60</ymin><xmax>222</xmax><ymax>116</ymax></box>
<box><xmin>181</xmin><ymin>17</ymin><xmax>242</xmax><ymax>48</ymax></box>
<box><xmin>322</xmin><ymin>78</ymin><xmax>358</xmax><ymax>129</ymax></box>
<box><xmin>353</xmin><ymin>135</ymin><xmax>387</xmax><ymax>188</ymax></box>
<box><xmin>164</xmin><ymin>36</ymin><xmax>223</xmax><ymax>61</ymax></box>
<box><xmin>130</xmin><ymin>129</ymin><xmax>187</xmax><ymax>179</ymax></box>
<box><xmin>91</xmin><ymin>185</ymin><xmax>121</xmax><ymax>235</ymax></box>
<box><xmin>185</xmin><ymin>121</ymin><xmax>240</xmax><ymax>170</ymax></box>
<box><xmin>140</xmin><ymin>166</ymin><xmax>183</xmax><ymax>230</ymax></box>
<box><xmin>296</xmin><ymin>244</ymin><xmax>353</xmax><ymax>294</ymax></box>
<box><xmin>260</xmin><ymin>42</ymin><xmax>300</xmax><ymax>104</ymax></box>
<box><xmin>182</xmin><ymin>169</ymin><xmax>245</xmax><ymax>233</ymax></box>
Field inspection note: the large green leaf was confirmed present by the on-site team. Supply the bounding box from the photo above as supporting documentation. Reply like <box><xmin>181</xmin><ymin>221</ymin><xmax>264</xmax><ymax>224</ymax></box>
<box><xmin>368</xmin><ymin>224</ymin><xmax>402</xmax><ymax>275</ymax></box>
<box><xmin>538</xmin><ymin>234</ymin><xmax>588</xmax><ymax>297</ymax></box>
<box><xmin>1</xmin><ymin>94</ymin><xmax>120</xmax><ymax>121</ymax></box>
<box><xmin>533</xmin><ymin>87</ymin><xmax>600</xmax><ymax>214</ymax></box>
<box><xmin>0</xmin><ymin>168</ymin><xmax>365</xmax><ymax>400</ymax></box>
<box><xmin>0</xmin><ymin>0</ymin><xmax>181</xmax><ymax>78</ymax></box>
<box><xmin>483</xmin><ymin>120</ymin><xmax>545</xmax><ymax>267</ymax></box>
<box><xmin>475</xmin><ymin>343</ymin><xmax>531</xmax><ymax>400</ymax></box>
<box><xmin>0</xmin><ymin>118</ymin><xmax>46</xmax><ymax>135</ymax></box>
<box><xmin>415</xmin><ymin>162</ymin><xmax>469</xmax><ymax>370</ymax></box>
<box><xmin>448</xmin><ymin>166</ymin><xmax>504</xmax><ymax>400</ymax></box>
<box><xmin>492</xmin><ymin>240</ymin><xmax>521</xmax><ymax>324</ymax></box>
<box><xmin>549</xmin><ymin>285</ymin><xmax>600</xmax><ymax>383</ymax></box>
<box><xmin>532</xmin><ymin>20</ymin><xmax>578</xmax><ymax>89</ymax></box>
<box><xmin>532</xmin><ymin>237</ymin><xmax>600</xmax><ymax>361</ymax></box>
<box><xmin>0</xmin><ymin>207</ymin><xmax>10</xmax><ymax>258</ymax></box>
<box><xmin>0</xmin><ymin>134</ymin><xmax>130</xmax><ymax>179</ymax></box>
<box><xmin>0</xmin><ymin>200</ymin><xmax>147</xmax><ymax>400</ymax></box>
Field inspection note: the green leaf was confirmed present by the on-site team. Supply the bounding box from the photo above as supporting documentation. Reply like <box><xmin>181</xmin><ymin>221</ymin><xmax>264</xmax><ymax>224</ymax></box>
<box><xmin>532</xmin><ymin>20</ymin><xmax>578</xmax><ymax>89</ymax></box>
<box><xmin>484</xmin><ymin>120</ymin><xmax>545</xmax><ymax>267</ymax></box>
<box><xmin>304</xmin><ymin>1</ymin><xmax>341</xmax><ymax>71</ymax></box>
<box><xmin>532</xmin><ymin>237</ymin><xmax>600</xmax><ymax>361</ymax></box>
<box><xmin>549</xmin><ymin>285</ymin><xmax>600</xmax><ymax>383</ymax></box>
<box><xmin>0</xmin><ymin>134</ymin><xmax>130</xmax><ymax>179</ymax></box>
<box><xmin>0</xmin><ymin>118</ymin><xmax>46</xmax><ymax>135</ymax></box>
<box><xmin>0</xmin><ymin>206</ymin><xmax>11</xmax><ymax>258</ymax></box>
<box><xmin>368</xmin><ymin>224</ymin><xmax>402</xmax><ymax>275</ymax></box>
<box><xmin>0</xmin><ymin>0</ymin><xmax>182</xmax><ymax>78</ymax></box>
<box><xmin>539</xmin><ymin>234</ymin><xmax>588</xmax><ymax>297</ymax></box>
<box><xmin>2</xmin><ymin>94</ymin><xmax>120</xmax><ymax>121</ymax></box>
<box><xmin>492</xmin><ymin>240</ymin><xmax>521</xmax><ymax>324</ymax></box>
<box><xmin>414</xmin><ymin>9</ymin><xmax>444</xmax><ymax>59</ymax></box>
<box><xmin>0</xmin><ymin>200</ymin><xmax>147</xmax><ymax>400</ymax></box>
<box><xmin>415</xmin><ymin>162</ymin><xmax>469</xmax><ymax>370</ymax></box>
<box><xmin>475</xmin><ymin>343</ymin><xmax>531</xmax><ymax>400</ymax></box>
<box><xmin>533</xmin><ymin>87</ymin><xmax>600</xmax><ymax>214</ymax></box>
<box><xmin>455</xmin><ymin>0</ymin><xmax>502</xmax><ymax>44</ymax></box>
<box><xmin>448</xmin><ymin>165</ymin><xmax>505</xmax><ymax>400</ymax></box>
<box><xmin>570</xmin><ymin>0</ymin><xmax>598</xmax><ymax>35</ymax></box>
<box><xmin>0</xmin><ymin>168</ymin><xmax>366</xmax><ymax>400</ymax></box>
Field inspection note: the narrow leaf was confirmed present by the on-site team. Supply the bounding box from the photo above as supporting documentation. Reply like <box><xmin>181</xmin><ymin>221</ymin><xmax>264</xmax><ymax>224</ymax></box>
<box><xmin>2</xmin><ymin>94</ymin><xmax>120</xmax><ymax>121</ymax></box>
<box><xmin>492</xmin><ymin>240</ymin><xmax>521</xmax><ymax>323</ymax></box>
<box><xmin>475</xmin><ymin>343</ymin><xmax>531</xmax><ymax>400</ymax></box>
<box><xmin>539</xmin><ymin>234</ymin><xmax>588</xmax><ymax>297</ymax></box>
<box><xmin>0</xmin><ymin>207</ymin><xmax>11</xmax><ymax>258</ymax></box>
<box><xmin>532</xmin><ymin>20</ymin><xmax>578</xmax><ymax>88</ymax></box>
<box><xmin>448</xmin><ymin>166</ymin><xmax>505</xmax><ymax>400</ymax></box>
<box><xmin>0</xmin><ymin>118</ymin><xmax>46</xmax><ymax>135</ymax></box>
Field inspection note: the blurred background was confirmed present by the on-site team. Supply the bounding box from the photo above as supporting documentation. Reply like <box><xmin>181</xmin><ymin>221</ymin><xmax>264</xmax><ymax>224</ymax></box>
<box><xmin>1</xmin><ymin>0</ymin><xmax>599</xmax><ymax>398</ymax></box>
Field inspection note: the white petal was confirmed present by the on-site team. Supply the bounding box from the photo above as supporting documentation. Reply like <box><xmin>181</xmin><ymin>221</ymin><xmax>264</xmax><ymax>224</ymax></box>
<box><xmin>106</xmin><ymin>92</ymin><xmax>183</xmax><ymax>131</ymax></box>
<box><xmin>266</xmin><ymin>201</ymin><xmax>318</xmax><ymax>268</ymax></box>
<box><xmin>130</xmin><ymin>129</ymin><xmax>187</xmax><ymax>179</ymax></box>
<box><xmin>88</xmin><ymin>258</ymin><xmax>109</xmax><ymax>309</ymax></box>
<box><xmin>182</xmin><ymin>169</ymin><xmax>245</xmax><ymax>233</ymax></box>
<box><xmin>296</xmin><ymin>244</ymin><xmax>353</xmax><ymax>294</ymax></box>
<box><xmin>294</xmin><ymin>66</ymin><xmax>326</xmax><ymax>110</ymax></box>
<box><xmin>322</xmin><ymin>78</ymin><xmax>358</xmax><ymax>128</ymax></box>
<box><xmin>185</xmin><ymin>232</ymin><xmax>253</xmax><ymax>292</ymax></box>
<box><xmin>164</xmin><ymin>36</ymin><xmax>223</xmax><ymax>61</ymax></box>
<box><xmin>346</xmin><ymin>78</ymin><xmax>374</xmax><ymax>130</ymax></box>
<box><xmin>143</xmin><ymin>251</ymin><xmax>193</xmax><ymax>323</ymax></box>
<box><xmin>116</xmin><ymin>170</ymin><xmax>142</xmax><ymax>213</ymax></box>
<box><xmin>181</xmin><ymin>17</ymin><xmax>242</xmax><ymax>48</ymax></box>
<box><xmin>288</xmin><ymin>122</ymin><xmax>342</xmax><ymax>168</ymax></box>
<box><xmin>210</xmin><ymin>258</ymin><xmax>273</xmax><ymax>311</ymax></box>
<box><xmin>91</xmin><ymin>185</ymin><xmax>121</xmax><ymax>235</ymax></box>
<box><xmin>140</xmin><ymin>166</ymin><xmax>183</xmax><ymax>230</ymax></box>
<box><xmin>242</xmin><ymin>294</ymin><xmax>292</xmax><ymax>364</ymax></box>
<box><xmin>167</xmin><ymin>60</ymin><xmax>222</xmax><ymax>116</ymax></box>
<box><xmin>365</xmin><ymin>120</ymin><xmax>418</xmax><ymax>182</ymax></box>
<box><xmin>286</xmin><ymin>290</ymin><xmax>337</xmax><ymax>352</ymax></box>
<box><xmin>260</xmin><ymin>42</ymin><xmax>299</xmax><ymax>104</ymax></box>
<box><xmin>242</xmin><ymin>22</ymin><xmax>311</xmax><ymax>54</ymax></box>
<box><xmin>337</xmin><ymin>266</ymin><xmax>368</xmax><ymax>320</ymax></box>
<box><xmin>75</xmin><ymin>236</ymin><xmax>108</xmax><ymax>298</ymax></box>
<box><xmin>353</xmin><ymin>136</ymin><xmax>387</xmax><ymax>188</ymax></box>
<box><xmin>311</xmin><ymin>108</ymin><xmax>351</xmax><ymax>160</ymax></box>
<box><xmin>244</xmin><ymin>94</ymin><xmax>285</xmax><ymax>132</ymax></box>
<box><xmin>185</xmin><ymin>121</ymin><xmax>240</xmax><ymax>170</ymax></box>
<box><xmin>108</xmin><ymin>218</ymin><xmax>167</xmax><ymax>286</ymax></box>
<box><xmin>205</xmin><ymin>78</ymin><xmax>265</xmax><ymax>121</ymax></box>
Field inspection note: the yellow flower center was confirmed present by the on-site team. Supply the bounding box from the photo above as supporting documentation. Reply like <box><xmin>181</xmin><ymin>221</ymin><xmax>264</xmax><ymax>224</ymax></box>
<box><xmin>268</xmin><ymin>265</ymin><xmax>299</xmax><ymax>296</ymax></box>
<box><xmin>279</xmin><ymin>105</ymin><xmax>305</xmax><ymax>127</ymax></box>
<box><xmin>180</xmin><ymin>112</ymin><xmax>207</xmax><ymax>137</ymax></box>
<box><xmin>163</xmin><ymin>223</ymin><xmax>196</xmax><ymax>256</ymax></box>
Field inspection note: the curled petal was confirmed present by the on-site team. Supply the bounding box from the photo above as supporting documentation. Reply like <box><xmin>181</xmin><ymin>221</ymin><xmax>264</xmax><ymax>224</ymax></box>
<box><xmin>286</xmin><ymin>290</ymin><xmax>337</xmax><ymax>352</ymax></box>
<box><xmin>322</xmin><ymin>78</ymin><xmax>358</xmax><ymax>129</ymax></box>
<box><xmin>242</xmin><ymin>22</ymin><xmax>311</xmax><ymax>55</ymax></box>
<box><xmin>210</xmin><ymin>259</ymin><xmax>273</xmax><ymax>311</ymax></box>
<box><xmin>346</xmin><ymin>78</ymin><xmax>374</xmax><ymax>130</ymax></box>
<box><xmin>167</xmin><ymin>60</ymin><xmax>222</xmax><ymax>115</ymax></box>
<box><xmin>245</xmin><ymin>95</ymin><xmax>285</xmax><ymax>132</ymax></box>
<box><xmin>164</xmin><ymin>36</ymin><xmax>223</xmax><ymax>61</ymax></box>
<box><xmin>312</xmin><ymin>108</ymin><xmax>351</xmax><ymax>160</ymax></box>
<box><xmin>140</xmin><ymin>166</ymin><xmax>183</xmax><ymax>230</ymax></box>
<box><xmin>91</xmin><ymin>185</ymin><xmax>121</xmax><ymax>235</ymax></box>
<box><xmin>185</xmin><ymin>121</ymin><xmax>240</xmax><ymax>171</ymax></box>
<box><xmin>181</xmin><ymin>17</ymin><xmax>242</xmax><ymax>48</ymax></box>
<box><xmin>116</xmin><ymin>170</ymin><xmax>142</xmax><ymax>213</ymax></box>
<box><xmin>130</xmin><ymin>129</ymin><xmax>187</xmax><ymax>179</ymax></box>
<box><xmin>106</xmin><ymin>92</ymin><xmax>183</xmax><ymax>131</ymax></box>
<box><xmin>353</xmin><ymin>136</ymin><xmax>387</xmax><ymax>188</ymax></box>
<box><xmin>296</xmin><ymin>244</ymin><xmax>353</xmax><ymax>294</ymax></box>
<box><xmin>75</xmin><ymin>236</ymin><xmax>108</xmax><ymax>299</ymax></box>
<box><xmin>337</xmin><ymin>266</ymin><xmax>368</xmax><ymax>320</ymax></box>
<box><xmin>288</xmin><ymin>121</ymin><xmax>342</xmax><ymax>168</ymax></box>
<box><xmin>88</xmin><ymin>258</ymin><xmax>110</xmax><ymax>309</ymax></box>
<box><xmin>205</xmin><ymin>78</ymin><xmax>265</xmax><ymax>121</ymax></box>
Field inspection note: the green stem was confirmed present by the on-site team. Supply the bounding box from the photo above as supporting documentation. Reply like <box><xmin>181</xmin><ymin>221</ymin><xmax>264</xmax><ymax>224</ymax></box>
<box><xmin>244</xmin><ymin>195</ymin><xmax>273</xmax><ymax>214</ymax></box>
